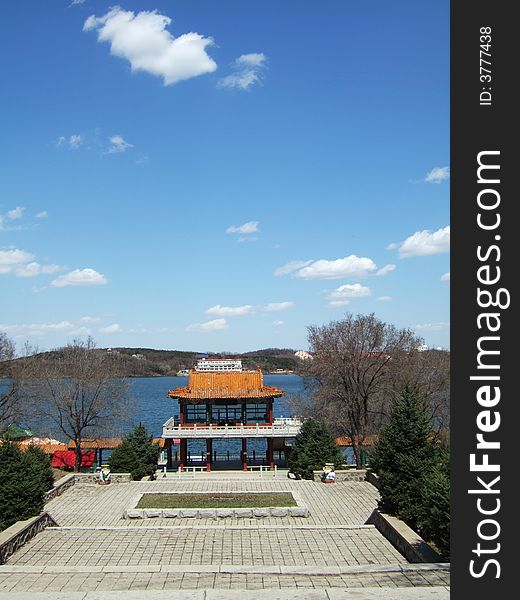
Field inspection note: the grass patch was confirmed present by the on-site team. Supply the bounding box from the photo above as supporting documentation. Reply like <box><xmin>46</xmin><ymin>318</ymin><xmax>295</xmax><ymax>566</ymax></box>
<box><xmin>136</xmin><ymin>492</ymin><xmax>297</xmax><ymax>509</ymax></box>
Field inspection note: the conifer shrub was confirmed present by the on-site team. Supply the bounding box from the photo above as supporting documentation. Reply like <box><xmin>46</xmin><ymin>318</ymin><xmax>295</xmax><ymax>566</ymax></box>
<box><xmin>369</xmin><ymin>386</ymin><xmax>441</xmax><ymax>532</ymax></box>
<box><xmin>0</xmin><ymin>439</ymin><xmax>54</xmax><ymax>531</ymax></box>
<box><xmin>419</xmin><ymin>446</ymin><xmax>450</xmax><ymax>559</ymax></box>
<box><xmin>108</xmin><ymin>424</ymin><xmax>161</xmax><ymax>480</ymax></box>
<box><xmin>288</xmin><ymin>418</ymin><xmax>344</xmax><ymax>479</ymax></box>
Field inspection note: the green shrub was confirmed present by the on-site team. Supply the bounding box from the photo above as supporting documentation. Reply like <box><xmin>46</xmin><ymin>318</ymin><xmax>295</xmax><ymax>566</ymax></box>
<box><xmin>288</xmin><ymin>418</ymin><xmax>344</xmax><ymax>479</ymax></box>
<box><xmin>0</xmin><ymin>439</ymin><xmax>53</xmax><ymax>531</ymax></box>
<box><xmin>369</xmin><ymin>386</ymin><xmax>441</xmax><ymax>531</ymax></box>
<box><xmin>419</xmin><ymin>446</ymin><xmax>450</xmax><ymax>559</ymax></box>
<box><xmin>108</xmin><ymin>424</ymin><xmax>161</xmax><ymax>480</ymax></box>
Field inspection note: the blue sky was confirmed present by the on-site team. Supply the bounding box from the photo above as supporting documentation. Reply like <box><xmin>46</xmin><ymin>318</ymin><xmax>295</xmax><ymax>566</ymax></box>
<box><xmin>0</xmin><ymin>0</ymin><xmax>449</xmax><ymax>353</ymax></box>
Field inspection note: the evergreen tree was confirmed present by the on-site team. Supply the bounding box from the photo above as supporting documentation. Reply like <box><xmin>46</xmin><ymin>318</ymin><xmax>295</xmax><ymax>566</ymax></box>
<box><xmin>288</xmin><ymin>419</ymin><xmax>344</xmax><ymax>479</ymax></box>
<box><xmin>109</xmin><ymin>424</ymin><xmax>161</xmax><ymax>480</ymax></box>
<box><xmin>0</xmin><ymin>439</ymin><xmax>53</xmax><ymax>531</ymax></box>
<box><xmin>369</xmin><ymin>385</ymin><xmax>440</xmax><ymax>531</ymax></box>
<box><xmin>419</xmin><ymin>446</ymin><xmax>450</xmax><ymax>559</ymax></box>
<box><xmin>24</xmin><ymin>444</ymin><xmax>55</xmax><ymax>493</ymax></box>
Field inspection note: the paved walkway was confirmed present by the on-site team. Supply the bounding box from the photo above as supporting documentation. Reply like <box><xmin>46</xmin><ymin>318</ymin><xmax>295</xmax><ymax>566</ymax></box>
<box><xmin>0</xmin><ymin>473</ymin><xmax>450</xmax><ymax>594</ymax></box>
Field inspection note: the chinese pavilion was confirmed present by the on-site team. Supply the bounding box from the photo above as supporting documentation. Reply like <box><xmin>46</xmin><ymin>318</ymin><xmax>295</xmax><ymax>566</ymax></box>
<box><xmin>162</xmin><ymin>360</ymin><xmax>301</xmax><ymax>471</ymax></box>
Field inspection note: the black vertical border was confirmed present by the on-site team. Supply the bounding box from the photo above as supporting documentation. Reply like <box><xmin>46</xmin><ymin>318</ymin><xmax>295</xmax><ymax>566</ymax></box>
<box><xmin>452</xmin><ymin>0</ymin><xmax>516</xmax><ymax>596</ymax></box>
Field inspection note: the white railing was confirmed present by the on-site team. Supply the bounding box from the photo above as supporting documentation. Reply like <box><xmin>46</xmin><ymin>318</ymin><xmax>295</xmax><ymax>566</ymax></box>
<box><xmin>162</xmin><ymin>421</ymin><xmax>301</xmax><ymax>439</ymax></box>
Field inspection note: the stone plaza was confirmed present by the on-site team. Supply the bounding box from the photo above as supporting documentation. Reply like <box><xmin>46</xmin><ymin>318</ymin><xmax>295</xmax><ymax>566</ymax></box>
<box><xmin>0</xmin><ymin>471</ymin><xmax>450</xmax><ymax>598</ymax></box>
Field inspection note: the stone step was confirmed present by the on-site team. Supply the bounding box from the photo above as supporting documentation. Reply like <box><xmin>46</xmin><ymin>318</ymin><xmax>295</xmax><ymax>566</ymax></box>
<box><xmin>0</xmin><ymin>587</ymin><xmax>450</xmax><ymax>600</ymax></box>
<box><xmin>0</xmin><ymin>562</ymin><xmax>450</xmax><ymax>575</ymax></box>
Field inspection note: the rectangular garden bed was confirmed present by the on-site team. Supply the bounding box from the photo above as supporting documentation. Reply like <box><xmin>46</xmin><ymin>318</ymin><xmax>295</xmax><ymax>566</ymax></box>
<box><xmin>136</xmin><ymin>492</ymin><xmax>296</xmax><ymax>509</ymax></box>
<box><xmin>124</xmin><ymin>491</ymin><xmax>309</xmax><ymax>519</ymax></box>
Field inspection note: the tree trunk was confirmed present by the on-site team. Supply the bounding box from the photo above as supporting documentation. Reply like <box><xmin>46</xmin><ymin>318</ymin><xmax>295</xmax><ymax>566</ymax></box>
<box><xmin>74</xmin><ymin>438</ymin><xmax>82</xmax><ymax>472</ymax></box>
<box><xmin>352</xmin><ymin>437</ymin><xmax>362</xmax><ymax>469</ymax></box>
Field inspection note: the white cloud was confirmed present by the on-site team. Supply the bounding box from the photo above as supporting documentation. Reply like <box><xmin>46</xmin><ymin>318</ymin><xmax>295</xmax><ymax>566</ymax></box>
<box><xmin>292</xmin><ymin>255</ymin><xmax>377</xmax><ymax>280</ymax></box>
<box><xmin>69</xmin><ymin>0</ymin><xmax>86</xmax><ymax>6</ymax></box>
<box><xmin>186</xmin><ymin>318</ymin><xmax>228</xmax><ymax>332</ymax></box>
<box><xmin>425</xmin><ymin>166</ymin><xmax>450</xmax><ymax>184</ymax></box>
<box><xmin>0</xmin><ymin>321</ymin><xmax>74</xmax><ymax>336</ymax></box>
<box><xmin>263</xmin><ymin>301</ymin><xmax>295</xmax><ymax>312</ymax></box>
<box><xmin>35</xmin><ymin>211</ymin><xmax>48</xmax><ymax>219</ymax></box>
<box><xmin>0</xmin><ymin>249</ymin><xmax>35</xmax><ymax>267</ymax></box>
<box><xmin>272</xmin><ymin>320</ymin><xmax>284</xmax><ymax>326</ymax></box>
<box><xmin>414</xmin><ymin>322</ymin><xmax>450</xmax><ymax>331</ymax></box>
<box><xmin>105</xmin><ymin>135</ymin><xmax>133</xmax><ymax>154</ymax></box>
<box><xmin>328</xmin><ymin>283</ymin><xmax>371</xmax><ymax>301</ymax></box>
<box><xmin>219</xmin><ymin>53</ymin><xmax>266</xmax><ymax>90</ymax></box>
<box><xmin>7</xmin><ymin>206</ymin><xmax>25</xmax><ymax>220</ymax></box>
<box><xmin>375</xmin><ymin>263</ymin><xmax>396</xmax><ymax>277</ymax></box>
<box><xmin>206</xmin><ymin>304</ymin><xmax>254</xmax><ymax>317</ymax></box>
<box><xmin>274</xmin><ymin>260</ymin><xmax>313</xmax><ymax>277</ymax></box>
<box><xmin>441</xmin><ymin>272</ymin><xmax>450</xmax><ymax>281</ymax></box>
<box><xmin>51</xmin><ymin>268</ymin><xmax>107</xmax><ymax>287</ymax></box>
<box><xmin>395</xmin><ymin>226</ymin><xmax>450</xmax><ymax>258</ymax></box>
<box><xmin>226</xmin><ymin>221</ymin><xmax>259</xmax><ymax>235</ymax></box>
<box><xmin>99</xmin><ymin>323</ymin><xmax>122</xmax><ymax>334</ymax></box>
<box><xmin>84</xmin><ymin>7</ymin><xmax>217</xmax><ymax>86</ymax></box>
<box><xmin>237</xmin><ymin>236</ymin><xmax>259</xmax><ymax>243</ymax></box>
<box><xmin>328</xmin><ymin>300</ymin><xmax>349</xmax><ymax>308</ymax></box>
<box><xmin>57</xmin><ymin>134</ymin><xmax>83</xmax><ymax>149</ymax></box>
<box><xmin>80</xmin><ymin>316</ymin><xmax>101</xmax><ymax>323</ymax></box>
<box><xmin>14</xmin><ymin>262</ymin><xmax>61</xmax><ymax>278</ymax></box>
<box><xmin>377</xmin><ymin>296</ymin><xmax>393</xmax><ymax>302</ymax></box>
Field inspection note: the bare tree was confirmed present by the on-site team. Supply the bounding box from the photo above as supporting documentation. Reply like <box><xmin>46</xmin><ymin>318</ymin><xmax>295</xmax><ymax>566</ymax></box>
<box><xmin>26</xmin><ymin>337</ymin><xmax>135</xmax><ymax>471</ymax></box>
<box><xmin>299</xmin><ymin>313</ymin><xmax>449</xmax><ymax>468</ymax></box>
<box><xmin>0</xmin><ymin>334</ymin><xmax>37</xmax><ymax>430</ymax></box>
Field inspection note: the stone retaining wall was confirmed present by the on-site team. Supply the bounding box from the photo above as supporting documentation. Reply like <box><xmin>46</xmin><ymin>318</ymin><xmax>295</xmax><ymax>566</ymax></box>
<box><xmin>44</xmin><ymin>473</ymin><xmax>76</xmax><ymax>503</ymax></box>
<box><xmin>366</xmin><ymin>509</ymin><xmax>441</xmax><ymax>563</ymax></box>
<box><xmin>0</xmin><ymin>513</ymin><xmax>57</xmax><ymax>565</ymax></box>
<box><xmin>312</xmin><ymin>469</ymin><xmax>368</xmax><ymax>482</ymax></box>
<box><xmin>74</xmin><ymin>472</ymin><xmax>132</xmax><ymax>484</ymax></box>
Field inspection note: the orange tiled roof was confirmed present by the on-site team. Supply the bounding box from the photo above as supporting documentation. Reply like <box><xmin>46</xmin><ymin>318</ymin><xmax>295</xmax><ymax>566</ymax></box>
<box><xmin>168</xmin><ymin>369</ymin><xmax>284</xmax><ymax>402</ymax></box>
<box><xmin>335</xmin><ymin>435</ymin><xmax>377</xmax><ymax>447</ymax></box>
<box><xmin>68</xmin><ymin>438</ymin><xmax>122</xmax><ymax>450</ymax></box>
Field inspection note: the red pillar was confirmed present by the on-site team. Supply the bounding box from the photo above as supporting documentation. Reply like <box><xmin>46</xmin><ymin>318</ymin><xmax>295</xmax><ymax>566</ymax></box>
<box><xmin>206</xmin><ymin>438</ymin><xmax>212</xmax><ymax>472</ymax></box>
<box><xmin>180</xmin><ymin>439</ymin><xmax>187</xmax><ymax>471</ymax></box>
<box><xmin>242</xmin><ymin>438</ymin><xmax>247</xmax><ymax>471</ymax></box>
<box><xmin>268</xmin><ymin>401</ymin><xmax>273</xmax><ymax>425</ymax></box>
<box><xmin>268</xmin><ymin>438</ymin><xmax>274</xmax><ymax>469</ymax></box>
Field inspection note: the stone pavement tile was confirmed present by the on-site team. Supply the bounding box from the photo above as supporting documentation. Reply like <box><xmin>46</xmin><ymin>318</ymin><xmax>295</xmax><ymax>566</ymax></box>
<box><xmin>207</xmin><ymin>591</ymin><xmax>328</xmax><ymax>600</ymax></box>
<box><xmin>326</xmin><ymin>587</ymin><xmax>450</xmax><ymax>599</ymax></box>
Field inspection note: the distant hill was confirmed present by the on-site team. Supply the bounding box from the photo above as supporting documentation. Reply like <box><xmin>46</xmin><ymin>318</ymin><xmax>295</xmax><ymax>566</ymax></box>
<box><xmin>2</xmin><ymin>347</ymin><xmax>301</xmax><ymax>378</ymax></box>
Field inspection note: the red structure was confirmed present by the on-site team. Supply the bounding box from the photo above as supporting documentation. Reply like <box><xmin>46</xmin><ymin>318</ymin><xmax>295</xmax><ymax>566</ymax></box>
<box><xmin>163</xmin><ymin>368</ymin><xmax>297</xmax><ymax>471</ymax></box>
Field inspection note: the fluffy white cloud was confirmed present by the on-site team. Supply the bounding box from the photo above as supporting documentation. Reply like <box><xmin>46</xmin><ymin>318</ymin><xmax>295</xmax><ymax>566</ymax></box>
<box><xmin>219</xmin><ymin>53</ymin><xmax>266</xmax><ymax>90</ymax></box>
<box><xmin>35</xmin><ymin>211</ymin><xmax>48</xmax><ymax>219</ymax></box>
<box><xmin>14</xmin><ymin>262</ymin><xmax>61</xmax><ymax>278</ymax></box>
<box><xmin>70</xmin><ymin>326</ymin><xmax>92</xmax><ymax>336</ymax></box>
<box><xmin>186</xmin><ymin>318</ymin><xmax>228</xmax><ymax>332</ymax></box>
<box><xmin>375</xmin><ymin>263</ymin><xmax>396</xmax><ymax>277</ymax></box>
<box><xmin>226</xmin><ymin>221</ymin><xmax>259</xmax><ymax>234</ymax></box>
<box><xmin>99</xmin><ymin>323</ymin><xmax>122</xmax><ymax>334</ymax></box>
<box><xmin>328</xmin><ymin>283</ymin><xmax>371</xmax><ymax>301</ymax></box>
<box><xmin>206</xmin><ymin>304</ymin><xmax>254</xmax><ymax>316</ymax></box>
<box><xmin>80</xmin><ymin>316</ymin><xmax>101</xmax><ymax>323</ymax></box>
<box><xmin>274</xmin><ymin>260</ymin><xmax>313</xmax><ymax>277</ymax></box>
<box><xmin>292</xmin><ymin>255</ymin><xmax>377</xmax><ymax>280</ymax></box>
<box><xmin>395</xmin><ymin>226</ymin><xmax>450</xmax><ymax>258</ymax></box>
<box><xmin>57</xmin><ymin>134</ymin><xmax>83</xmax><ymax>149</ymax></box>
<box><xmin>377</xmin><ymin>296</ymin><xmax>393</xmax><ymax>302</ymax></box>
<box><xmin>84</xmin><ymin>7</ymin><xmax>217</xmax><ymax>86</ymax></box>
<box><xmin>0</xmin><ymin>249</ymin><xmax>35</xmax><ymax>267</ymax></box>
<box><xmin>263</xmin><ymin>301</ymin><xmax>295</xmax><ymax>312</ymax></box>
<box><xmin>441</xmin><ymin>272</ymin><xmax>450</xmax><ymax>281</ymax></box>
<box><xmin>425</xmin><ymin>166</ymin><xmax>450</xmax><ymax>184</ymax></box>
<box><xmin>272</xmin><ymin>320</ymin><xmax>284</xmax><ymax>326</ymax></box>
<box><xmin>105</xmin><ymin>135</ymin><xmax>133</xmax><ymax>154</ymax></box>
<box><xmin>7</xmin><ymin>206</ymin><xmax>25</xmax><ymax>220</ymax></box>
<box><xmin>51</xmin><ymin>268</ymin><xmax>107</xmax><ymax>287</ymax></box>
